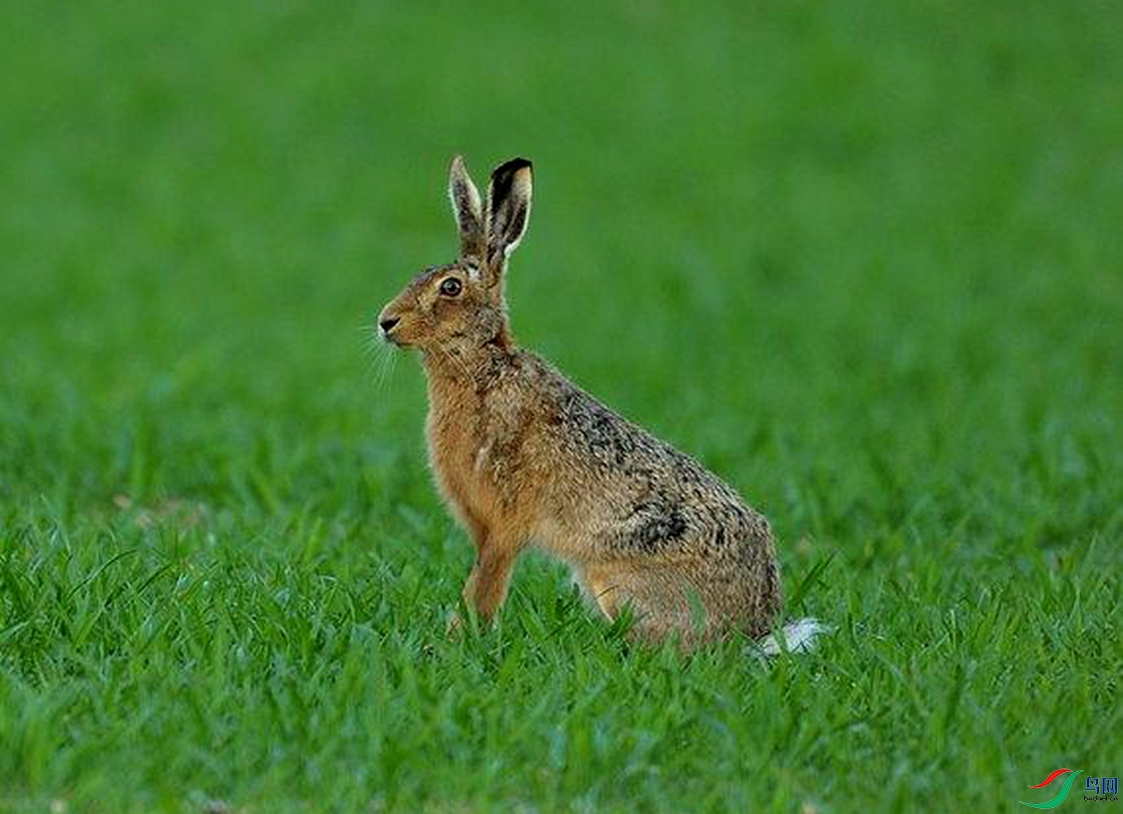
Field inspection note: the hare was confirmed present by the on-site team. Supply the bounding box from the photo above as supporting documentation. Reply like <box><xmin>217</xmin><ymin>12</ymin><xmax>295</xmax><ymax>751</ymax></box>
<box><xmin>378</xmin><ymin>156</ymin><xmax>823</xmax><ymax>650</ymax></box>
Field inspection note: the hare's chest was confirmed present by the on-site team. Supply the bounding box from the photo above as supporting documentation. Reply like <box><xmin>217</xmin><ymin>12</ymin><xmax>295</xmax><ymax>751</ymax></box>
<box><xmin>425</xmin><ymin>402</ymin><xmax>494</xmax><ymax>512</ymax></box>
<box><xmin>425</xmin><ymin>392</ymin><xmax>526</xmax><ymax>515</ymax></box>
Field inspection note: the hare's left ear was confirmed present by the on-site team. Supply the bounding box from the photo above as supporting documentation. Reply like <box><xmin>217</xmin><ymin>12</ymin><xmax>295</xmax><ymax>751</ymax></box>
<box><xmin>449</xmin><ymin>155</ymin><xmax>485</xmax><ymax>261</ymax></box>
<box><xmin>484</xmin><ymin>158</ymin><xmax>532</xmax><ymax>284</ymax></box>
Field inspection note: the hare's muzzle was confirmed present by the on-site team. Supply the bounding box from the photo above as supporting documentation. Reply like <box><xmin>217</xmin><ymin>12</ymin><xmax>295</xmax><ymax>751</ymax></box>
<box><xmin>378</xmin><ymin>314</ymin><xmax>401</xmax><ymax>343</ymax></box>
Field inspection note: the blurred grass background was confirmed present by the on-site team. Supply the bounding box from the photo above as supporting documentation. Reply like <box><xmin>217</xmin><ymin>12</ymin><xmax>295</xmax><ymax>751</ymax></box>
<box><xmin>1</xmin><ymin>1</ymin><xmax>1120</xmax><ymax>812</ymax></box>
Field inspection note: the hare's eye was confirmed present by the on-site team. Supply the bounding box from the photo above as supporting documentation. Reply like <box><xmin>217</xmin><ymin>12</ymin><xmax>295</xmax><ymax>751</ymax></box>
<box><xmin>439</xmin><ymin>277</ymin><xmax>462</xmax><ymax>297</ymax></box>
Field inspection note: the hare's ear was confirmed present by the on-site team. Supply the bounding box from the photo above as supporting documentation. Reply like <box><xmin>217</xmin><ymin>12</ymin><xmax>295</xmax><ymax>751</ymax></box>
<box><xmin>449</xmin><ymin>155</ymin><xmax>485</xmax><ymax>261</ymax></box>
<box><xmin>484</xmin><ymin>158</ymin><xmax>532</xmax><ymax>283</ymax></box>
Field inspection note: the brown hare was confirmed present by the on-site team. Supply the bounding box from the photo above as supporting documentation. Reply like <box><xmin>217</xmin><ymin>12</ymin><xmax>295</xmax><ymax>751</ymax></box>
<box><xmin>378</xmin><ymin>155</ymin><xmax>824</xmax><ymax>651</ymax></box>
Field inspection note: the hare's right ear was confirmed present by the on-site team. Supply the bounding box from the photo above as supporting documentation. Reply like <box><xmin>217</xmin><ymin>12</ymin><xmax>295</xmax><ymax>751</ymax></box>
<box><xmin>449</xmin><ymin>155</ymin><xmax>485</xmax><ymax>262</ymax></box>
<box><xmin>484</xmin><ymin>158</ymin><xmax>532</xmax><ymax>285</ymax></box>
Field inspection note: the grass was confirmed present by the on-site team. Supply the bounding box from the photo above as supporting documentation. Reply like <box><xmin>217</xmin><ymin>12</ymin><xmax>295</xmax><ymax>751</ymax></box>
<box><xmin>1</xmin><ymin>0</ymin><xmax>1121</xmax><ymax>811</ymax></box>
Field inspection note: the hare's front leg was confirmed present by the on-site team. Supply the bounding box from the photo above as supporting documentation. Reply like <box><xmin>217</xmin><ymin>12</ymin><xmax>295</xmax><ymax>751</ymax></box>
<box><xmin>462</xmin><ymin>539</ymin><xmax>517</xmax><ymax>621</ymax></box>
<box><xmin>449</xmin><ymin>506</ymin><xmax>519</xmax><ymax>624</ymax></box>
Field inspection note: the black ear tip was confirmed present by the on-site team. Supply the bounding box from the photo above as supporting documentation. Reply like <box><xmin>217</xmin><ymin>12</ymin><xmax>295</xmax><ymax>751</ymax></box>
<box><xmin>492</xmin><ymin>157</ymin><xmax>533</xmax><ymax>179</ymax></box>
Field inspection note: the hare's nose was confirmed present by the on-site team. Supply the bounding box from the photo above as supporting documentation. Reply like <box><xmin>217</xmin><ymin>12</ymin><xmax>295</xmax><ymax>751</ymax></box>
<box><xmin>379</xmin><ymin>316</ymin><xmax>400</xmax><ymax>333</ymax></box>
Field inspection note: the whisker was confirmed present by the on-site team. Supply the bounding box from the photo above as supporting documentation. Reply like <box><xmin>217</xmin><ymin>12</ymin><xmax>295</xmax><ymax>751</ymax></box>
<box><xmin>374</xmin><ymin>343</ymin><xmax>398</xmax><ymax>388</ymax></box>
<box><xmin>358</xmin><ymin>323</ymin><xmax>400</xmax><ymax>390</ymax></box>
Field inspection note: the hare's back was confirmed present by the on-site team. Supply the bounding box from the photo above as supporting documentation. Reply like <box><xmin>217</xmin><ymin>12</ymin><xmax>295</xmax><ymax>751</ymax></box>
<box><xmin>514</xmin><ymin>352</ymin><xmax>772</xmax><ymax>556</ymax></box>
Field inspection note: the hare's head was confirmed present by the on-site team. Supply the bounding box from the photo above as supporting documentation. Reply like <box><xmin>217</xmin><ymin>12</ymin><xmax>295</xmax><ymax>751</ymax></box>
<box><xmin>378</xmin><ymin>156</ymin><xmax>532</xmax><ymax>356</ymax></box>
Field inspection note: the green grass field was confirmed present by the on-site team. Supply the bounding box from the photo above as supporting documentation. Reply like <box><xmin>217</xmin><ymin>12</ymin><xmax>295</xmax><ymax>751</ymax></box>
<box><xmin>1</xmin><ymin>1</ymin><xmax>1120</xmax><ymax>811</ymax></box>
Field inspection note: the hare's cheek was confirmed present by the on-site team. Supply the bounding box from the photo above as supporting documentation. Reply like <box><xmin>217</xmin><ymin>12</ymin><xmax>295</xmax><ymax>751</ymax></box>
<box><xmin>432</xmin><ymin>298</ymin><xmax>457</xmax><ymax>319</ymax></box>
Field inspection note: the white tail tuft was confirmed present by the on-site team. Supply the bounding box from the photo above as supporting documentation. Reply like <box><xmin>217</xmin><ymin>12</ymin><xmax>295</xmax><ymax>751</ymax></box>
<box><xmin>756</xmin><ymin>618</ymin><xmax>832</xmax><ymax>657</ymax></box>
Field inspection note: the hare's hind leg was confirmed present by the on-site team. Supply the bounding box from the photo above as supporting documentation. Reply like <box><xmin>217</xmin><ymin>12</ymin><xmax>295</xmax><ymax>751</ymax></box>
<box><xmin>580</xmin><ymin>565</ymin><xmax>626</xmax><ymax>621</ymax></box>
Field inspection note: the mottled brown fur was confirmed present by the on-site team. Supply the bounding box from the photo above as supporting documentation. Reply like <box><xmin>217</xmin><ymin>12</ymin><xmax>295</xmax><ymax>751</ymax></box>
<box><xmin>378</xmin><ymin>156</ymin><xmax>782</xmax><ymax>644</ymax></box>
